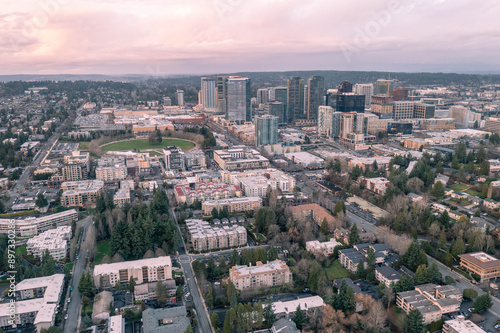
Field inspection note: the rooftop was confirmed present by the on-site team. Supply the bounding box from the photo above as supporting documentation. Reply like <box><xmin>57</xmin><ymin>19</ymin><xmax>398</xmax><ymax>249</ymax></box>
<box><xmin>94</xmin><ymin>256</ymin><xmax>171</xmax><ymax>276</ymax></box>
<box><xmin>459</xmin><ymin>252</ymin><xmax>500</xmax><ymax>269</ymax></box>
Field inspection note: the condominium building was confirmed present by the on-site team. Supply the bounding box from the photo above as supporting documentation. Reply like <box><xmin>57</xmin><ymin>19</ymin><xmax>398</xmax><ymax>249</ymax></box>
<box><xmin>214</xmin><ymin>147</ymin><xmax>269</xmax><ymax>171</ymax></box>
<box><xmin>221</xmin><ymin>169</ymin><xmax>295</xmax><ymax>197</ymax></box>
<box><xmin>306</xmin><ymin>76</ymin><xmax>325</xmax><ymax>121</ymax></box>
<box><xmin>202</xmin><ymin>196</ymin><xmax>262</xmax><ymax>215</ymax></box>
<box><xmin>96</xmin><ymin>164</ymin><xmax>127</xmax><ymax>181</ymax></box>
<box><xmin>113</xmin><ymin>181</ymin><xmax>131</xmax><ymax>207</ymax></box>
<box><xmin>364</xmin><ymin>113</ymin><xmax>390</xmax><ymax>135</ymax></box>
<box><xmin>108</xmin><ymin>315</ymin><xmax>125</xmax><ymax>333</ymax></box>
<box><xmin>289</xmin><ymin>204</ymin><xmax>335</xmax><ymax>226</ymax></box>
<box><xmin>0</xmin><ymin>274</ymin><xmax>64</xmax><ymax>332</ymax></box>
<box><xmin>163</xmin><ymin>146</ymin><xmax>185</xmax><ymax>171</ymax></box>
<box><xmin>184</xmin><ymin>149</ymin><xmax>206</xmax><ymax>170</ymax></box>
<box><xmin>443</xmin><ymin>316</ymin><xmax>486</xmax><ymax>333</ymax></box>
<box><xmin>61</xmin><ymin>180</ymin><xmax>104</xmax><ymax>208</ymax></box>
<box><xmin>371</xmin><ymin>95</ymin><xmax>394</xmax><ymax>116</ymax></box>
<box><xmin>93</xmin><ymin>256</ymin><xmax>173</xmax><ymax>288</ymax></box>
<box><xmin>201</xmin><ymin>77</ymin><xmax>216</xmax><ymax>110</ymax></box>
<box><xmin>396</xmin><ymin>284</ymin><xmax>462</xmax><ymax>324</ymax></box>
<box><xmin>287</xmin><ymin>77</ymin><xmax>305</xmax><ymax>122</ymax></box>
<box><xmin>485</xmin><ymin>117</ymin><xmax>500</xmax><ymax>134</ymax></box>
<box><xmin>265</xmin><ymin>102</ymin><xmax>286</xmax><ymax>124</ymax></box>
<box><xmin>375</xmin><ymin>266</ymin><xmax>401</xmax><ymax>287</ymax></box>
<box><xmin>125</xmin><ymin>153</ymin><xmax>151</xmax><ymax>175</ymax></box>
<box><xmin>26</xmin><ymin>226</ymin><xmax>72</xmax><ymax>261</ymax></box>
<box><xmin>226</xmin><ymin>77</ymin><xmax>251</xmax><ymax>123</ymax></box>
<box><xmin>61</xmin><ymin>151</ymin><xmax>90</xmax><ymax>181</ymax></box>
<box><xmin>458</xmin><ymin>252</ymin><xmax>500</xmax><ymax>282</ymax></box>
<box><xmin>174</xmin><ymin>182</ymin><xmax>241</xmax><ymax>205</ymax></box>
<box><xmin>186</xmin><ymin>218</ymin><xmax>247</xmax><ymax>252</ymax></box>
<box><xmin>0</xmin><ymin>209</ymin><xmax>78</xmax><ymax>237</ymax></box>
<box><xmin>306</xmin><ymin>238</ymin><xmax>342</xmax><ymax>257</ymax></box>
<box><xmin>229</xmin><ymin>260</ymin><xmax>292</xmax><ymax>291</ymax></box>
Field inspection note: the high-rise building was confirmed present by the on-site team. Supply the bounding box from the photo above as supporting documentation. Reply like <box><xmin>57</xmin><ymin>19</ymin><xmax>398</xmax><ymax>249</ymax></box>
<box><xmin>257</xmin><ymin>88</ymin><xmax>270</xmax><ymax>106</ymax></box>
<box><xmin>287</xmin><ymin>77</ymin><xmax>304</xmax><ymax>122</ymax></box>
<box><xmin>217</xmin><ymin>76</ymin><xmax>228</xmax><ymax>114</ymax></box>
<box><xmin>393</xmin><ymin>101</ymin><xmax>414</xmax><ymax>120</ymax></box>
<box><xmin>272</xmin><ymin>87</ymin><xmax>288</xmax><ymax>121</ymax></box>
<box><xmin>304</xmin><ymin>84</ymin><xmax>308</xmax><ymax>117</ymax></box>
<box><xmin>373</xmin><ymin>79</ymin><xmax>394</xmax><ymax>95</ymax></box>
<box><xmin>318</xmin><ymin>106</ymin><xmax>334</xmax><ymax>137</ymax></box>
<box><xmin>255</xmin><ymin>115</ymin><xmax>278</xmax><ymax>146</ymax></box>
<box><xmin>307</xmin><ymin>76</ymin><xmax>325</xmax><ymax>121</ymax></box>
<box><xmin>163</xmin><ymin>96</ymin><xmax>172</xmax><ymax>106</ymax></box>
<box><xmin>336</xmin><ymin>93</ymin><xmax>365</xmax><ymax>112</ymax></box>
<box><xmin>391</xmin><ymin>87</ymin><xmax>409</xmax><ymax>101</ymax></box>
<box><xmin>353</xmin><ymin>83</ymin><xmax>374</xmax><ymax>108</ymax></box>
<box><xmin>338</xmin><ymin>81</ymin><xmax>353</xmax><ymax>93</ymax></box>
<box><xmin>226</xmin><ymin>77</ymin><xmax>251</xmax><ymax>123</ymax></box>
<box><xmin>414</xmin><ymin>103</ymin><xmax>435</xmax><ymax>119</ymax></box>
<box><xmin>176</xmin><ymin>90</ymin><xmax>184</xmax><ymax>106</ymax></box>
<box><xmin>371</xmin><ymin>95</ymin><xmax>394</xmax><ymax>117</ymax></box>
<box><xmin>201</xmin><ymin>77</ymin><xmax>216</xmax><ymax>110</ymax></box>
<box><xmin>332</xmin><ymin>111</ymin><xmax>342</xmax><ymax>137</ymax></box>
<box><xmin>265</xmin><ymin>102</ymin><xmax>285</xmax><ymax>124</ymax></box>
<box><xmin>450</xmin><ymin>105</ymin><xmax>469</xmax><ymax>128</ymax></box>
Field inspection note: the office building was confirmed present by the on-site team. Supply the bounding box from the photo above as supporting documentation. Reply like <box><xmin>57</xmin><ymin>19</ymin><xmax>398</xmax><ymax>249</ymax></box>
<box><xmin>142</xmin><ymin>306</ymin><xmax>190</xmax><ymax>333</ymax></box>
<box><xmin>336</xmin><ymin>93</ymin><xmax>365</xmax><ymax>112</ymax></box>
<box><xmin>375</xmin><ymin>266</ymin><xmax>401</xmax><ymax>287</ymax></box>
<box><xmin>307</xmin><ymin>76</ymin><xmax>325</xmax><ymax>121</ymax></box>
<box><xmin>332</xmin><ymin>111</ymin><xmax>342</xmax><ymax>137</ymax></box>
<box><xmin>226</xmin><ymin>77</ymin><xmax>251</xmax><ymax>123</ymax></box>
<box><xmin>255</xmin><ymin>115</ymin><xmax>278</xmax><ymax>146</ymax></box>
<box><xmin>257</xmin><ymin>88</ymin><xmax>270</xmax><ymax>106</ymax></box>
<box><xmin>354</xmin><ymin>83</ymin><xmax>374</xmax><ymax>108</ymax></box>
<box><xmin>186</xmin><ymin>218</ymin><xmax>247</xmax><ymax>252</ymax></box>
<box><xmin>317</xmin><ymin>106</ymin><xmax>335</xmax><ymax>137</ymax></box>
<box><xmin>414</xmin><ymin>103</ymin><xmax>435</xmax><ymax>119</ymax></box>
<box><xmin>393</xmin><ymin>101</ymin><xmax>415</xmax><ymax>120</ymax></box>
<box><xmin>390</xmin><ymin>87</ymin><xmax>409</xmax><ymax>101</ymax></box>
<box><xmin>0</xmin><ymin>274</ymin><xmax>64</xmax><ymax>332</ymax></box>
<box><xmin>229</xmin><ymin>260</ymin><xmax>292</xmax><ymax>290</ymax></box>
<box><xmin>371</xmin><ymin>95</ymin><xmax>394</xmax><ymax>116</ymax></box>
<box><xmin>217</xmin><ymin>76</ymin><xmax>228</xmax><ymax>114</ymax></box>
<box><xmin>459</xmin><ymin>252</ymin><xmax>500</xmax><ymax>282</ymax></box>
<box><xmin>60</xmin><ymin>180</ymin><xmax>104</xmax><ymax>208</ymax></box>
<box><xmin>26</xmin><ymin>226</ymin><xmax>71</xmax><ymax>261</ymax></box>
<box><xmin>287</xmin><ymin>77</ymin><xmax>305</xmax><ymax>122</ymax></box>
<box><xmin>443</xmin><ymin>316</ymin><xmax>486</xmax><ymax>333</ymax></box>
<box><xmin>0</xmin><ymin>209</ymin><xmax>78</xmax><ymax>237</ymax></box>
<box><xmin>396</xmin><ymin>284</ymin><xmax>462</xmax><ymax>324</ymax></box>
<box><xmin>364</xmin><ymin>113</ymin><xmax>390</xmax><ymax>135</ymax></box>
<box><xmin>201</xmin><ymin>77</ymin><xmax>216</xmax><ymax>110</ymax></box>
<box><xmin>163</xmin><ymin>97</ymin><xmax>172</xmax><ymax>106</ymax></box>
<box><xmin>306</xmin><ymin>239</ymin><xmax>342</xmax><ymax>257</ymax></box>
<box><xmin>338</xmin><ymin>81</ymin><xmax>353</xmax><ymax>93</ymax></box>
<box><xmin>373</xmin><ymin>79</ymin><xmax>394</xmax><ymax>95</ymax></box>
<box><xmin>202</xmin><ymin>196</ymin><xmax>262</xmax><ymax>215</ymax></box>
<box><xmin>176</xmin><ymin>89</ymin><xmax>184</xmax><ymax>106</ymax></box>
<box><xmin>362</xmin><ymin>177</ymin><xmax>390</xmax><ymax>195</ymax></box>
<box><xmin>485</xmin><ymin>117</ymin><xmax>500</xmax><ymax>133</ymax></box>
<box><xmin>93</xmin><ymin>256</ymin><xmax>172</xmax><ymax>288</ymax></box>
<box><xmin>214</xmin><ymin>147</ymin><xmax>269</xmax><ymax>171</ymax></box>
<box><xmin>163</xmin><ymin>146</ymin><xmax>185</xmax><ymax>171</ymax></box>
<box><xmin>265</xmin><ymin>102</ymin><xmax>286</xmax><ymax>124</ymax></box>
<box><xmin>388</xmin><ymin>121</ymin><xmax>413</xmax><ymax>135</ymax></box>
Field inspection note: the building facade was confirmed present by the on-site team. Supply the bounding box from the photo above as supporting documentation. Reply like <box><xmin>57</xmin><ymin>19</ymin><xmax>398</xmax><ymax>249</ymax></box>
<box><xmin>230</xmin><ymin>260</ymin><xmax>292</xmax><ymax>290</ymax></box>
<box><xmin>306</xmin><ymin>76</ymin><xmax>325</xmax><ymax>121</ymax></box>
<box><xmin>186</xmin><ymin>218</ymin><xmax>247</xmax><ymax>252</ymax></box>
<box><xmin>287</xmin><ymin>77</ymin><xmax>305</xmax><ymax>122</ymax></box>
<box><xmin>226</xmin><ymin>77</ymin><xmax>251</xmax><ymax>123</ymax></box>
<box><xmin>255</xmin><ymin>115</ymin><xmax>278</xmax><ymax>146</ymax></box>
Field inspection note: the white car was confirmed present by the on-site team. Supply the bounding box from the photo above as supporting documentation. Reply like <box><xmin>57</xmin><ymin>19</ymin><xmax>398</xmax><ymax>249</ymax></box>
<box><xmin>67</xmin><ymin>298</ymin><xmax>71</xmax><ymax>303</ymax></box>
<box><xmin>65</xmin><ymin>314</ymin><xmax>68</xmax><ymax>320</ymax></box>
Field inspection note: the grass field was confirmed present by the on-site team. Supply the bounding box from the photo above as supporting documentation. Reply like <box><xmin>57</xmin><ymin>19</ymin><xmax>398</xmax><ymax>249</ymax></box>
<box><xmin>78</xmin><ymin>141</ymin><xmax>90</xmax><ymax>150</ymax></box>
<box><xmin>325</xmin><ymin>260</ymin><xmax>350</xmax><ymax>280</ymax></box>
<box><xmin>94</xmin><ymin>240</ymin><xmax>111</xmax><ymax>265</ymax></box>
<box><xmin>102</xmin><ymin>138</ymin><xmax>195</xmax><ymax>152</ymax></box>
<box><xmin>465</xmin><ymin>189</ymin><xmax>481</xmax><ymax>196</ymax></box>
<box><xmin>16</xmin><ymin>245</ymin><xmax>27</xmax><ymax>256</ymax></box>
<box><xmin>0</xmin><ymin>210</ymin><xmax>37</xmax><ymax>218</ymax></box>
<box><xmin>451</xmin><ymin>183</ymin><xmax>469</xmax><ymax>192</ymax></box>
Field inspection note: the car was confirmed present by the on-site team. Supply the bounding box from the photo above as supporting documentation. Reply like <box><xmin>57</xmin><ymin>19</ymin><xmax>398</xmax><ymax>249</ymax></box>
<box><xmin>67</xmin><ymin>298</ymin><xmax>71</xmax><ymax>303</ymax></box>
<box><xmin>76</xmin><ymin>255</ymin><xmax>79</xmax><ymax>260</ymax></box>
<box><xmin>64</xmin><ymin>314</ymin><xmax>68</xmax><ymax>320</ymax></box>
<box><xmin>456</xmin><ymin>279</ymin><xmax>461</xmax><ymax>283</ymax></box>
<box><xmin>70</xmin><ymin>285</ymin><xmax>73</xmax><ymax>291</ymax></box>
<box><xmin>468</xmin><ymin>308</ymin><xmax>474</xmax><ymax>312</ymax></box>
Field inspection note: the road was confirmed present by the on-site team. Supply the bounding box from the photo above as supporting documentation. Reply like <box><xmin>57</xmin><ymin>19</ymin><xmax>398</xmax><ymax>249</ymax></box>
<box><xmin>169</xmin><ymin>207</ymin><xmax>212</xmax><ymax>333</ymax></box>
<box><xmin>63</xmin><ymin>214</ymin><xmax>94</xmax><ymax>333</ymax></box>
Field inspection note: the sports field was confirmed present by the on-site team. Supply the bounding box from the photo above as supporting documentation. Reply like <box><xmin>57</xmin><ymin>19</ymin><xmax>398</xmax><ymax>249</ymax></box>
<box><xmin>101</xmin><ymin>138</ymin><xmax>195</xmax><ymax>152</ymax></box>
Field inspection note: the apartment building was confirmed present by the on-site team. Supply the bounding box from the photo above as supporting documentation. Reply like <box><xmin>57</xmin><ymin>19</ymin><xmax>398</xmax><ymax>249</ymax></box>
<box><xmin>396</xmin><ymin>284</ymin><xmax>462</xmax><ymax>324</ymax></box>
<box><xmin>93</xmin><ymin>256</ymin><xmax>172</xmax><ymax>288</ymax></box>
<box><xmin>163</xmin><ymin>146</ymin><xmax>185</xmax><ymax>171</ymax></box>
<box><xmin>26</xmin><ymin>226</ymin><xmax>72</xmax><ymax>261</ymax></box>
<box><xmin>60</xmin><ymin>180</ymin><xmax>104</xmax><ymax>208</ymax></box>
<box><xmin>125</xmin><ymin>153</ymin><xmax>151</xmax><ymax>175</ymax></box>
<box><xmin>202</xmin><ymin>196</ymin><xmax>262</xmax><ymax>215</ymax></box>
<box><xmin>458</xmin><ymin>252</ymin><xmax>500</xmax><ymax>282</ymax></box>
<box><xmin>221</xmin><ymin>169</ymin><xmax>295</xmax><ymax>198</ymax></box>
<box><xmin>61</xmin><ymin>151</ymin><xmax>90</xmax><ymax>181</ymax></box>
<box><xmin>272</xmin><ymin>296</ymin><xmax>325</xmax><ymax>319</ymax></box>
<box><xmin>375</xmin><ymin>266</ymin><xmax>401</xmax><ymax>287</ymax></box>
<box><xmin>113</xmin><ymin>181</ymin><xmax>131</xmax><ymax>207</ymax></box>
<box><xmin>289</xmin><ymin>203</ymin><xmax>335</xmax><ymax>226</ymax></box>
<box><xmin>306</xmin><ymin>238</ymin><xmax>342</xmax><ymax>257</ymax></box>
<box><xmin>0</xmin><ymin>274</ymin><xmax>64</xmax><ymax>332</ymax></box>
<box><xmin>443</xmin><ymin>316</ymin><xmax>485</xmax><ymax>333</ymax></box>
<box><xmin>0</xmin><ymin>209</ymin><xmax>78</xmax><ymax>237</ymax></box>
<box><xmin>96</xmin><ymin>164</ymin><xmax>127</xmax><ymax>181</ymax></box>
<box><xmin>174</xmin><ymin>182</ymin><xmax>241</xmax><ymax>205</ymax></box>
<box><xmin>339</xmin><ymin>243</ymin><xmax>390</xmax><ymax>272</ymax></box>
<box><xmin>229</xmin><ymin>260</ymin><xmax>292</xmax><ymax>291</ymax></box>
<box><xmin>362</xmin><ymin>177</ymin><xmax>390</xmax><ymax>195</ymax></box>
<box><xmin>214</xmin><ymin>147</ymin><xmax>269</xmax><ymax>171</ymax></box>
<box><xmin>185</xmin><ymin>218</ymin><xmax>247</xmax><ymax>252</ymax></box>
<box><xmin>184</xmin><ymin>149</ymin><xmax>206</xmax><ymax>170</ymax></box>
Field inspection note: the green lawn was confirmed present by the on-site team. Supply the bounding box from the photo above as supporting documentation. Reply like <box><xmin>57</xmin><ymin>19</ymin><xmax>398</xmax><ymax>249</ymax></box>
<box><xmin>465</xmin><ymin>189</ymin><xmax>481</xmax><ymax>196</ymax></box>
<box><xmin>255</xmin><ymin>233</ymin><xmax>266</xmax><ymax>242</ymax></box>
<box><xmin>102</xmin><ymin>138</ymin><xmax>195</xmax><ymax>152</ymax></box>
<box><xmin>65</xmin><ymin>262</ymin><xmax>73</xmax><ymax>271</ymax></box>
<box><xmin>94</xmin><ymin>240</ymin><xmax>111</xmax><ymax>265</ymax></box>
<box><xmin>0</xmin><ymin>210</ymin><xmax>37</xmax><ymax>218</ymax></box>
<box><xmin>16</xmin><ymin>245</ymin><xmax>27</xmax><ymax>256</ymax></box>
<box><xmin>325</xmin><ymin>260</ymin><xmax>350</xmax><ymax>280</ymax></box>
<box><xmin>78</xmin><ymin>141</ymin><xmax>90</xmax><ymax>150</ymax></box>
<box><xmin>451</xmin><ymin>183</ymin><xmax>469</xmax><ymax>192</ymax></box>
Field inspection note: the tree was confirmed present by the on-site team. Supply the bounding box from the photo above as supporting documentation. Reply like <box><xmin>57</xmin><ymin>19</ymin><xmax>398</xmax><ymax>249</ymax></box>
<box><xmin>356</xmin><ymin>260</ymin><xmax>366</xmax><ymax>280</ymax></box>
<box><xmin>224</xmin><ymin>308</ymin><xmax>236</xmax><ymax>333</ymax></box>
<box><xmin>463</xmin><ymin>288</ymin><xmax>478</xmax><ymax>300</ymax></box>
<box><xmin>414</xmin><ymin>264</ymin><xmax>429</xmax><ymax>285</ymax></box>
<box><xmin>403</xmin><ymin>309</ymin><xmax>425</xmax><ymax>333</ymax></box>
<box><xmin>395</xmin><ymin>274</ymin><xmax>414</xmax><ymax>293</ymax></box>
<box><xmin>176</xmin><ymin>285</ymin><xmax>184</xmax><ymax>300</ymax></box>
<box><xmin>334</xmin><ymin>201</ymin><xmax>346</xmax><ymax>215</ymax></box>
<box><xmin>430</xmin><ymin>181</ymin><xmax>445</xmax><ymax>198</ymax></box>
<box><xmin>128</xmin><ymin>276</ymin><xmax>136</xmax><ymax>293</ymax></box>
<box><xmin>184</xmin><ymin>325</ymin><xmax>193</xmax><ymax>333</ymax></box>
<box><xmin>472</xmin><ymin>294</ymin><xmax>493</xmax><ymax>313</ymax></box>
<box><xmin>438</xmin><ymin>211</ymin><xmax>450</xmax><ymax>229</ymax></box>
<box><xmin>320</xmin><ymin>218</ymin><xmax>329</xmax><ymax>235</ymax></box>
<box><xmin>293</xmin><ymin>305</ymin><xmax>306</xmax><ymax>330</ymax></box>
<box><xmin>427</xmin><ymin>262</ymin><xmax>442</xmax><ymax>284</ymax></box>
<box><xmin>263</xmin><ymin>297</ymin><xmax>276</xmax><ymax>328</ymax></box>
<box><xmin>451</xmin><ymin>238</ymin><xmax>465</xmax><ymax>258</ymax></box>
<box><xmin>78</xmin><ymin>272</ymin><xmax>95</xmax><ymax>298</ymax></box>
<box><xmin>155</xmin><ymin>281</ymin><xmax>168</xmax><ymax>304</ymax></box>
<box><xmin>36</xmin><ymin>193</ymin><xmax>48</xmax><ymax>208</ymax></box>
<box><xmin>479</xmin><ymin>160</ymin><xmax>490</xmax><ymax>176</ymax></box>
<box><xmin>368</xmin><ymin>301</ymin><xmax>388</xmax><ymax>333</ymax></box>
<box><xmin>367</xmin><ymin>247</ymin><xmax>376</xmax><ymax>268</ymax></box>
<box><xmin>402</xmin><ymin>242</ymin><xmax>421</xmax><ymax>272</ymax></box>
<box><xmin>429</xmin><ymin>223</ymin><xmax>441</xmax><ymax>242</ymax></box>
<box><xmin>348</xmin><ymin>223</ymin><xmax>360</xmax><ymax>245</ymax></box>
<box><xmin>308</xmin><ymin>260</ymin><xmax>321</xmax><ymax>293</ymax></box>
<box><xmin>210</xmin><ymin>312</ymin><xmax>219</xmax><ymax>329</ymax></box>
<box><xmin>254</xmin><ymin>300</ymin><xmax>264</xmax><ymax>329</ymax></box>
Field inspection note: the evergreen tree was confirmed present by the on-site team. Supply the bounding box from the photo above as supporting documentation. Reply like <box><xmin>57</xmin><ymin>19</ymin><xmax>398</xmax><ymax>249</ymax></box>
<box><xmin>414</xmin><ymin>264</ymin><xmax>429</xmax><ymax>285</ymax></box>
<box><xmin>402</xmin><ymin>242</ymin><xmax>421</xmax><ymax>272</ymax></box>
<box><xmin>356</xmin><ymin>260</ymin><xmax>366</xmax><ymax>279</ymax></box>
<box><xmin>254</xmin><ymin>300</ymin><xmax>264</xmax><ymax>329</ymax></box>
<box><xmin>430</xmin><ymin>181</ymin><xmax>445</xmax><ymax>198</ymax></box>
<box><xmin>403</xmin><ymin>309</ymin><xmax>425</xmax><ymax>333</ymax></box>
<box><xmin>348</xmin><ymin>223</ymin><xmax>360</xmax><ymax>245</ymax></box>
<box><xmin>210</xmin><ymin>312</ymin><xmax>219</xmax><ymax>329</ymax></box>
<box><xmin>292</xmin><ymin>305</ymin><xmax>306</xmax><ymax>329</ymax></box>
<box><xmin>263</xmin><ymin>297</ymin><xmax>276</xmax><ymax>328</ymax></box>
<box><xmin>320</xmin><ymin>218</ymin><xmax>329</xmax><ymax>235</ymax></box>
<box><xmin>308</xmin><ymin>260</ymin><xmax>321</xmax><ymax>293</ymax></box>
<box><xmin>427</xmin><ymin>262</ymin><xmax>442</xmax><ymax>284</ymax></box>
<box><xmin>367</xmin><ymin>247</ymin><xmax>376</xmax><ymax>268</ymax></box>
<box><xmin>451</xmin><ymin>238</ymin><xmax>465</xmax><ymax>258</ymax></box>
<box><xmin>35</xmin><ymin>193</ymin><xmax>48</xmax><ymax>208</ymax></box>
<box><xmin>479</xmin><ymin>160</ymin><xmax>490</xmax><ymax>176</ymax></box>
<box><xmin>472</xmin><ymin>294</ymin><xmax>493</xmax><ymax>313</ymax></box>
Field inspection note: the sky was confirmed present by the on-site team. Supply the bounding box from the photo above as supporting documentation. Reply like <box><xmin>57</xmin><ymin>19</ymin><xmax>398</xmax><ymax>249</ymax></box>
<box><xmin>0</xmin><ymin>0</ymin><xmax>499</xmax><ymax>75</ymax></box>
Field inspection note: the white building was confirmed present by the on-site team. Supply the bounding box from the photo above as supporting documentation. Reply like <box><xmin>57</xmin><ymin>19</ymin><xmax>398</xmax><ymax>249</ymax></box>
<box><xmin>229</xmin><ymin>260</ymin><xmax>292</xmax><ymax>291</ymax></box>
<box><xmin>96</xmin><ymin>165</ymin><xmax>127</xmax><ymax>181</ymax></box>
<box><xmin>284</xmin><ymin>151</ymin><xmax>324</xmax><ymax>168</ymax></box>
<box><xmin>306</xmin><ymin>238</ymin><xmax>342</xmax><ymax>256</ymax></box>
<box><xmin>221</xmin><ymin>169</ymin><xmax>295</xmax><ymax>198</ymax></box>
<box><xmin>108</xmin><ymin>315</ymin><xmax>125</xmax><ymax>333</ymax></box>
<box><xmin>272</xmin><ymin>296</ymin><xmax>325</xmax><ymax>319</ymax></box>
<box><xmin>26</xmin><ymin>226</ymin><xmax>72</xmax><ymax>261</ymax></box>
<box><xmin>317</xmin><ymin>106</ymin><xmax>335</xmax><ymax>137</ymax></box>
<box><xmin>113</xmin><ymin>181</ymin><xmax>131</xmax><ymax>207</ymax></box>
<box><xmin>443</xmin><ymin>316</ymin><xmax>485</xmax><ymax>333</ymax></box>
<box><xmin>0</xmin><ymin>209</ymin><xmax>78</xmax><ymax>237</ymax></box>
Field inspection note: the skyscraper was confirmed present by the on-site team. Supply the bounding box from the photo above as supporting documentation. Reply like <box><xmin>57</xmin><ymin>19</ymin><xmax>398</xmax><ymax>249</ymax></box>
<box><xmin>255</xmin><ymin>115</ymin><xmax>278</xmax><ymax>146</ymax></box>
<box><xmin>265</xmin><ymin>102</ymin><xmax>285</xmax><ymax>124</ymax></box>
<box><xmin>307</xmin><ymin>76</ymin><xmax>325</xmax><ymax>121</ymax></box>
<box><xmin>201</xmin><ymin>77</ymin><xmax>216</xmax><ymax>110</ymax></box>
<box><xmin>257</xmin><ymin>89</ymin><xmax>270</xmax><ymax>106</ymax></box>
<box><xmin>317</xmin><ymin>106</ymin><xmax>334</xmax><ymax>137</ymax></box>
<box><xmin>338</xmin><ymin>81</ymin><xmax>353</xmax><ymax>93</ymax></box>
<box><xmin>217</xmin><ymin>76</ymin><xmax>228</xmax><ymax>114</ymax></box>
<box><xmin>287</xmin><ymin>77</ymin><xmax>304</xmax><ymax>123</ymax></box>
<box><xmin>226</xmin><ymin>77</ymin><xmax>251</xmax><ymax>123</ymax></box>
<box><xmin>176</xmin><ymin>90</ymin><xmax>184</xmax><ymax>106</ymax></box>
<box><xmin>336</xmin><ymin>93</ymin><xmax>365</xmax><ymax>112</ymax></box>
<box><xmin>272</xmin><ymin>87</ymin><xmax>288</xmax><ymax>120</ymax></box>
<box><xmin>353</xmin><ymin>83</ymin><xmax>374</xmax><ymax>108</ymax></box>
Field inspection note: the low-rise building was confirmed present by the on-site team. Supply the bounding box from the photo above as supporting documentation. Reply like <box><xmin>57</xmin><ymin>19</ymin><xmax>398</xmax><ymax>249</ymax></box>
<box><xmin>306</xmin><ymin>238</ymin><xmax>342</xmax><ymax>256</ymax></box>
<box><xmin>202</xmin><ymin>196</ymin><xmax>262</xmax><ymax>215</ymax></box>
<box><xmin>229</xmin><ymin>260</ymin><xmax>292</xmax><ymax>291</ymax></box>
<box><xmin>93</xmin><ymin>256</ymin><xmax>172</xmax><ymax>289</ymax></box>
<box><xmin>108</xmin><ymin>315</ymin><xmax>125</xmax><ymax>333</ymax></box>
<box><xmin>0</xmin><ymin>209</ymin><xmax>78</xmax><ymax>237</ymax></box>
<box><xmin>184</xmin><ymin>149</ymin><xmax>206</xmax><ymax>170</ymax></box>
<box><xmin>284</xmin><ymin>152</ymin><xmax>325</xmax><ymax>168</ymax></box>
<box><xmin>186</xmin><ymin>218</ymin><xmax>247</xmax><ymax>252</ymax></box>
<box><xmin>113</xmin><ymin>180</ymin><xmax>132</xmax><ymax>207</ymax></box>
<box><xmin>142</xmin><ymin>306</ymin><xmax>190</xmax><ymax>333</ymax></box>
<box><xmin>174</xmin><ymin>182</ymin><xmax>241</xmax><ymax>205</ymax></box>
<box><xmin>375</xmin><ymin>266</ymin><xmax>401</xmax><ymax>287</ymax></box>
<box><xmin>483</xmin><ymin>198</ymin><xmax>500</xmax><ymax>210</ymax></box>
<box><xmin>459</xmin><ymin>252</ymin><xmax>500</xmax><ymax>282</ymax></box>
<box><xmin>26</xmin><ymin>226</ymin><xmax>71</xmax><ymax>261</ymax></box>
<box><xmin>272</xmin><ymin>296</ymin><xmax>325</xmax><ymax>319</ymax></box>
<box><xmin>221</xmin><ymin>169</ymin><xmax>295</xmax><ymax>197</ymax></box>
<box><xmin>134</xmin><ymin>280</ymin><xmax>177</xmax><ymax>301</ymax></box>
<box><xmin>214</xmin><ymin>147</ymin><xmax>269</xmax><ymax>171</ymax></box>
<box><xmin>339</xmin><ymin>243</ymin><xmax>390</xmax><ymax>272</ymax></box>
<box><xmin>289</xmin><ymin>204</ymin><xmax>335</xmax><ymax>226</ymax></box>
<box><xmin>96</xmin><ymin>164</ymin><xmax>127</xmax><ymax>181</ymax></box>
<box><xmin>443</xmin><ymin>315</ymin><xmax>485</xmax><ymax>333</ymax></box>
<box><xmin>60</xmin><ymin>180</ymin><xmax>104</xmax><ymax>208</ymax></box>
<box><xmin>362</xmin><ymin>177</ymin><xmax>390</xmax><ymax>195</ymax></box>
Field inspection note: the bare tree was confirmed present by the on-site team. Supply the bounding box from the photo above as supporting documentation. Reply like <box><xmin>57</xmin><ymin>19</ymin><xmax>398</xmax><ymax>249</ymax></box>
<box><xmin>295</xmin><ymin>259</ymin><xmax>312</xmax><ymax>285</ymax></box>
<box><xmin>381</xmin><ymin>287</ymin><xmax>394</xmax><ymax>310</ymax></box>
<box><xmin>485</xmin><ymin>235</ymin><xmax>495</xmax><ymax>252</ymax></box>
<box><xmin>81</xmin><ymin>223</ymin><xmax>97</xmax><ymax>262</ymax></box>
<box><xmin>367</xmin><ymin>301</ymin><xmax>388</xmax><ymax>333</ymax></box>
<box><xmin>429</xmin><ymin>223</ymin><xmax>441</xmax><ymax>242</ymax></box>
